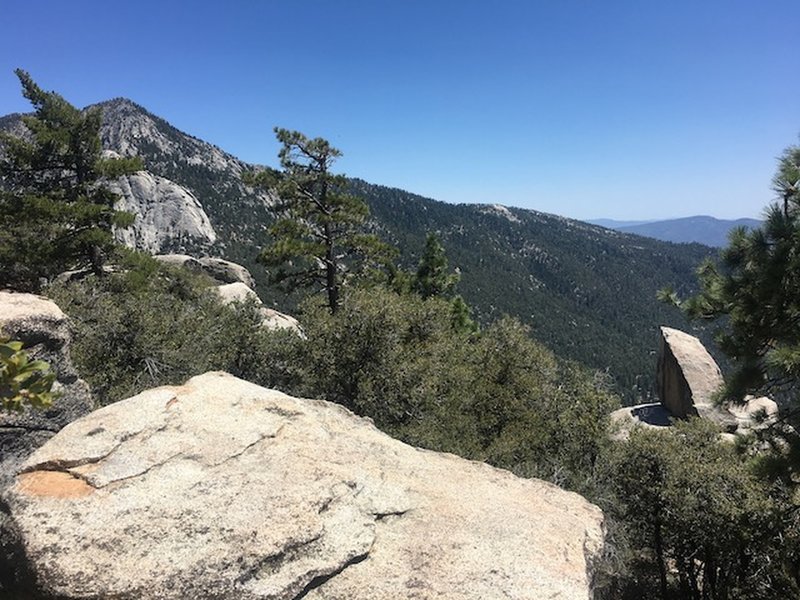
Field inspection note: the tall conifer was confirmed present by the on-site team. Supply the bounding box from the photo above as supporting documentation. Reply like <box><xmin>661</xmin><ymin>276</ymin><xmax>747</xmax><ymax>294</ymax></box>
<box><xmin>0</xmin><ymin>69</ymin><xmax>140</xmax><ymax>291</ymax></box>
<box><xmin>248</xmin><ymin>128</ymin><xmax>392</xmax><ymax>313</ymax></box>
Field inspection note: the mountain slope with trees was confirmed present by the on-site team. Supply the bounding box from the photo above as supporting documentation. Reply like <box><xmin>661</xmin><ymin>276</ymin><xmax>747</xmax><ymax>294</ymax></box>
<box><xmin>351</xmin><ymin>180</ymin><xmax>715</xmax><ymax>400</ymax></box>
<box><xmin>5</xmin><ymin>75</ymin><xmax>800</xmax><ymax>599</ymax></box>
<box><xmin>1</xmin><ymin>98</ymin><xmax>716</xmax><ymax>401</ymax></box>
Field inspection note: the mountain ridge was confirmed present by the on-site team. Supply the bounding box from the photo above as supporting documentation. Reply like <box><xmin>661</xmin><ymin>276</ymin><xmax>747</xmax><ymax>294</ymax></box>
<box><xmin>590</xmin><ymin>215</ymin><xmax>762</xmax><ymax>247</ymax></box>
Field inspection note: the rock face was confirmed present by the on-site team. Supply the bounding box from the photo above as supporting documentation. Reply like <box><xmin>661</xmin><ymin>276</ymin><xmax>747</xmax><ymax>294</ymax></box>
<box><xmin>1</xmin><ymin>372</ymin><xmax>604</xmax><ymax>599</ymax></box>
<box><xmin>109</xmin><ymin>170</ymin><xmax>218</xmax><ymax>253</ymax></box>
<box><xmin>0</xmin><ymin>292</ymin><xmax>93</xmax><ymax>492</ymax></box>
<box><xmin>657</xmin><ymin>326</ymin><xmax>737</xmax><ymax>431</ymax></box>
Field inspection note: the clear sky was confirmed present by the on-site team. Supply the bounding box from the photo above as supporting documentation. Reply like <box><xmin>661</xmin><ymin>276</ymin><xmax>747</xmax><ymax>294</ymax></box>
<box><xmin>1</xmin><ymin>1</ymin><xmax>797</xmax><ymax>220</ymax></box>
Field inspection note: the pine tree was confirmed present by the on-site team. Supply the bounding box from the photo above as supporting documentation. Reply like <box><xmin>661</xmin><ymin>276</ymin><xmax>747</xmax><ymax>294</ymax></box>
<box><xmin>413</xmin><ymin>232</ymin><xmax>459</xmax><ymax>299</ymax></box>
<box><xmin>247</xmin><ymin>128</ymin><xmax>392</xmax><ymax>313</ymax></box>
<box><xmin>668</xmin><ymin>141</ymin><xmax>800</xmax><ymax>482</ymax></box>
<box><xmin>411</xmin><ymin>232</ymin><xmax>476</xmax><ymax>333</ymax></box>
<box><xmin>682</xmin><ymin>143</ymin><xmax>800</xmax><ymax>403</ymax></box>
<box><xmin>0</xmin><ymin>69</ymin><xmax>141</xmax><ymax>291</ymax></box>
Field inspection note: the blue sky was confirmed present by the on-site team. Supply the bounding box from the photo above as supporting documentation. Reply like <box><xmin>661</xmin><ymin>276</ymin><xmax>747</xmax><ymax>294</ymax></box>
<box><xmin>1</xmin><ymin>1</ymin><xmax>797</xmax><ymax>220</ymax></box>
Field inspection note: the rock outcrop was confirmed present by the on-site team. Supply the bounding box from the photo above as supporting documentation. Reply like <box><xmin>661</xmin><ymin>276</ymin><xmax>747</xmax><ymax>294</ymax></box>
<box><xmin>1</xmin><ymin>372</ymin><xmax>604</xmax><ymax>599</ymax></box>
<box><xmin>657</xmin><ymin>327</ymin><xmax>738</xmax><ymax>431</ymax></box>
<box><xmin>613</xmin><ymin>326</ymin><xmax>778</xmax><ymax>440</ymax></box>
<box><xmin>154</xmin><ymin>254</ymin><xmax>256</xmax><ymax>289</ymax></box>
<box><xmin>0</xmin><ymin>292</ymin><xmax>93</xmax><ymax>492</ymax></box>
<box><xmin>609</xmin><ymin>402</ymin><xmax>673</xmax><ymax>441</ymax></box>
<box><xmin>216</xmin><ymin>282</ymin><xmax>301</xmax><ymax>333</ymax></box>
<box><xmin>155</xmin><ymin>255</ymin><xmax>299</xmax><ymax>333</ymax></box>
<box><xmin>110</xmin><ymin>170</ymin><xmax>218</xmax><ymax>253</ymax></box>
<box><xmin>152</xmin><ymin>252</ymin><xmax>204</xmax><ymax>271</ymax></box>
<box><xmin>196</xmin><ymin>257</ymin><xmax>257</xmax><ymax>288</ymax></box>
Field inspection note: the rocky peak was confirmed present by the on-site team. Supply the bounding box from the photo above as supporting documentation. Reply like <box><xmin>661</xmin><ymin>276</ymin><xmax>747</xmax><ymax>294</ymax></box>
<box><xmin>91</xmin><ymin>97</ymin><xmax>277</xmax><ymax>257</ymax></box>
<box><xmin>96</xmin><ymin>98</ymin><xmax>252</xmax><ymax>177</ymax></box>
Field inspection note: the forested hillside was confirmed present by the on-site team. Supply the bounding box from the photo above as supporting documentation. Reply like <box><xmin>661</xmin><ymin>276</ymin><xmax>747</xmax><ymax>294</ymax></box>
<box><xmin>1</xmin><ymin>99</ymin><xmax>717</xmax><ymax>401</ymax></box>
<box><xmin>4</xmin><ymin>72</ymin><xmax>800</xmax><ymax>600</ymax></box>
<box><xmin>353</xmin><ymin>180</ymin><xmax>715</xmax><ymax>400</ymax></box>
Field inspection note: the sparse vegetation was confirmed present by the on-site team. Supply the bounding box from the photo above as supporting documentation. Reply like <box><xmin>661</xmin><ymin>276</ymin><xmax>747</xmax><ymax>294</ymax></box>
<box><xmin>0</xmin><ymin>338</ymin><xmax>56</xmax><ymax>412</ymax></box>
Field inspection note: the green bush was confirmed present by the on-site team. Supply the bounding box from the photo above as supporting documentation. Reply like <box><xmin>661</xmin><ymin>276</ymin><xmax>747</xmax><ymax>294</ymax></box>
<box><xmin>294</xmin><ymin>287</ymin><xmax>618</xmax><ymax>488</ymax></box>
<box><xmin>0</xmin><ymin>339</ymin><xmax>55</xmax><ymax>412</ymax></box>
<box><xmin>48</xmin><ymin>251</ymin><xmax>300</xmax><ymax>405</ymax></box>
<box><xmin>598</xmin><ymin>419</ymin><xmax>798</xmax><ymax>600</ymax></box>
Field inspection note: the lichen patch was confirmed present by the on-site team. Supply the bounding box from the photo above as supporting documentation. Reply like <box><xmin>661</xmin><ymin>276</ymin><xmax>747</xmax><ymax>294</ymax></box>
<box><xmin>17</xmin><ymin>470</ymin><xmax>94</xmax><ymax>498</ymax></box>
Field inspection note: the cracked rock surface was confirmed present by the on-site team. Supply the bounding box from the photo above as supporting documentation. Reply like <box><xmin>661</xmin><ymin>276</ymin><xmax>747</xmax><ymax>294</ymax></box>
<box><xmin>2</xmin><ymin>372</ymin><xmax>604</xmax><ymax>599</ymax></box>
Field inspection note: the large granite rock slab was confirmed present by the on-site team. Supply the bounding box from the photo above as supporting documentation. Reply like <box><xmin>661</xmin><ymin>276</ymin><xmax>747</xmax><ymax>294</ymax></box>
<box><xmin>1</xmin><ymin>372</ymin><xmax>604</xmax><ymax>599</ymax></box>
<box><xmin>657</xmin><ymin>326</ymin><xmax>737</xmax><ymax>431</ymax></box>
<box><xmin>0</xmin><ymin>291</ymin><xmax>93</xmax><ymax>492</ymax></box>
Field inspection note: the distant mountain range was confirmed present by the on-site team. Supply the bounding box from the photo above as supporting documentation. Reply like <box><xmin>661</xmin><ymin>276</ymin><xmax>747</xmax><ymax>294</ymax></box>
<box><xmin>0</xmin><ymin>99</ymin><xmax>718</xmax><ymax>402</ymax></box>
<box><xmin>587</xmin><ymin>216</ymin><xmax>762</xmax><ymax>247</ymax></box>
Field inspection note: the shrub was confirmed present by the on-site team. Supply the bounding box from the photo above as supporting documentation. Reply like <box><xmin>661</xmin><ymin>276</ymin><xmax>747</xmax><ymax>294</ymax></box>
<box><xmin>48</xmin><ymin>251</ymin><xmax>300</xmax><ymax>405</ymax></box>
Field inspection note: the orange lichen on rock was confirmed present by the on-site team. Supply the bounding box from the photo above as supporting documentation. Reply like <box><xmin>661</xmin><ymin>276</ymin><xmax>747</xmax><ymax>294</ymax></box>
<box><xmin>16</xmin><ymin>470</ymin><xmax>94</xmax><ymax>498</ymax></box>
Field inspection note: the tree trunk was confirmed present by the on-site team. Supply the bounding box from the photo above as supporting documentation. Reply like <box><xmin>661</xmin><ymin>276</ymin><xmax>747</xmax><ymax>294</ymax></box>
<box><xmin>324</xmin><ymin>222</ymin><xmax>338</xmax><ymax>314</ymax></box>
<box><xmin>90</xmin><ymin>244</ymin><xmax>104</xmax><ymax>276</ymax></box>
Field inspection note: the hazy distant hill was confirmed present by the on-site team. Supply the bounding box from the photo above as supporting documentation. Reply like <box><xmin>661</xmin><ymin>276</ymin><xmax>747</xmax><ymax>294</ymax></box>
<box><xmin>587</xmin><ymin>218</ymin><xmax>656</xmax><ymax>229</ymax></box>
<box><xmin>589</xmin><ymin>216</ymin><xmax>762</xmax><ymax>247</ymax></box>
<box><xmin>1</xmin><ymin>99</ymin><xmax>717</xmax><ymax>402</ymax></box>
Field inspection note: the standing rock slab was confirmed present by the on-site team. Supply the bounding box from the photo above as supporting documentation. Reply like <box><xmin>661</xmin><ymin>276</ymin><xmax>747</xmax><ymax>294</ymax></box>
<box><xmin>657</xmin><ymin>326</ymin><xmax>737</xmax><ymax>431</ymax></box>
<box><xmin>2</xmin><ymin>372</ymin><xmax>604</xmax><ymax>600</ymax></box>
<box><xmin>0</xmin><ymin>291</ymin><xmax>93</xmax><ymax>492</ymax></box>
